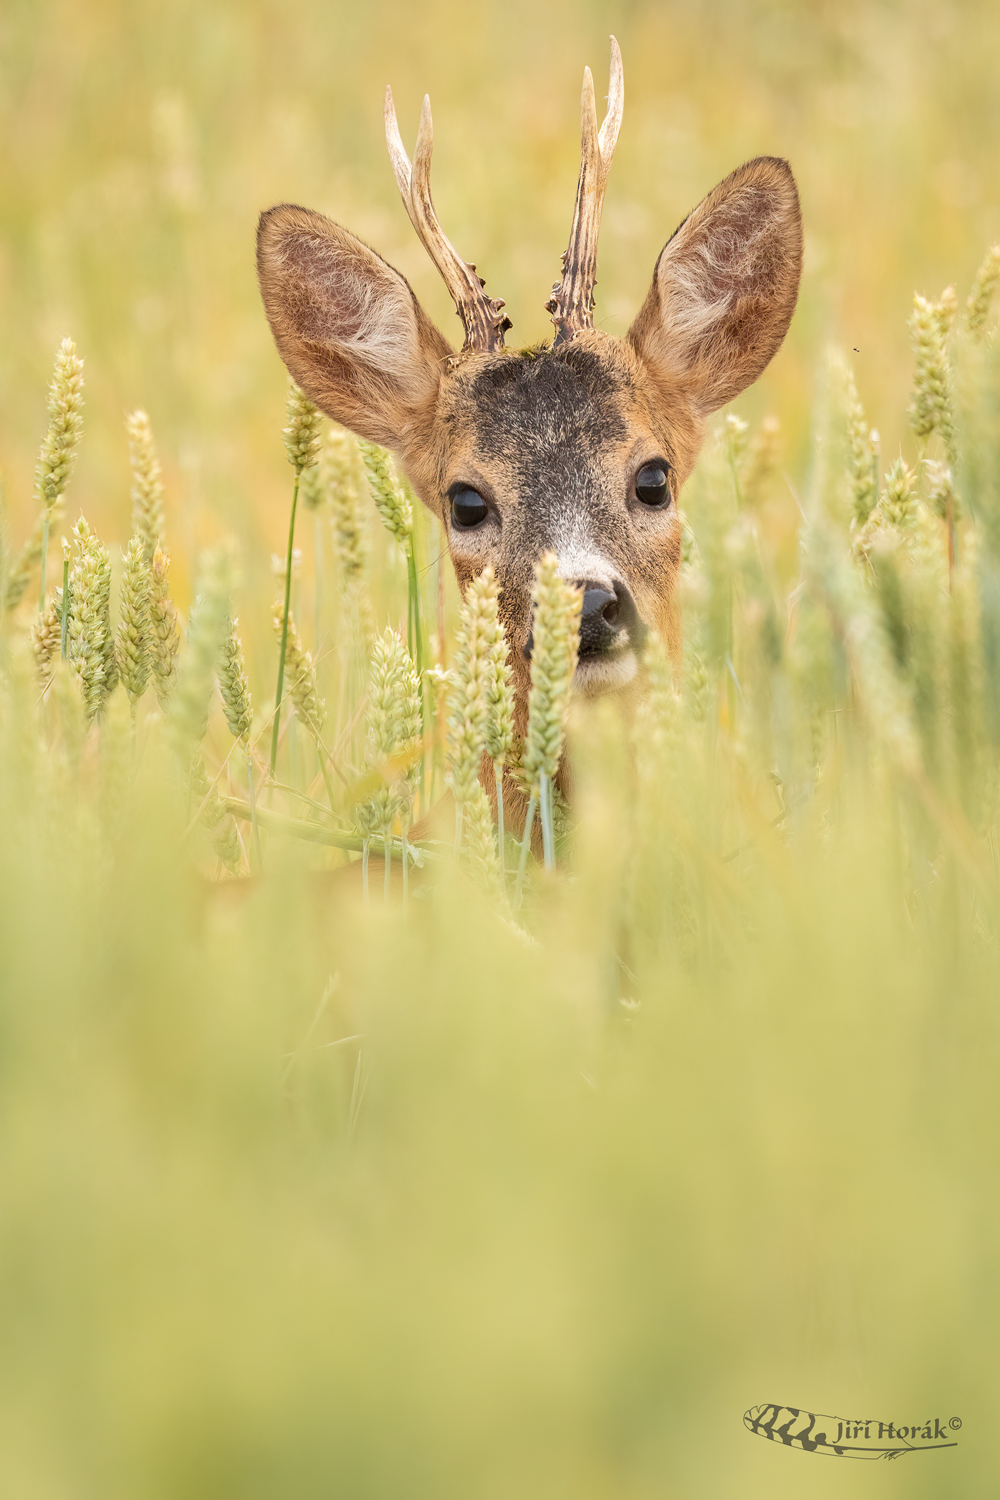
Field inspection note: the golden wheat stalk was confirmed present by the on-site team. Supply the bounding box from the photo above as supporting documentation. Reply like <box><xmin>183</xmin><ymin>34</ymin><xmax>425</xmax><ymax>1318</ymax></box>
<box><xmin>908</xmin><ymin>291</ymin><xmax>956</xmax><ymax>465</ymax></box>
<box><xmin>519</xmin><ymin>553</ymin><xmax>581</xmax><ymax>881</ymax></box>
<box><xmin>116</xmin><ymin>534</ymin><xmax>153</xmax><ymax>712</ymax></box>
<box><xmin>149</xmin><ymin>545</ymin><xmax>181</xmax><ymax>710</ymax></box>
<box><xmin>67</xmin><ymin>517</ymin><xmax>113</xmax><ymax>722</ymax></box>
<box><xmin>125</xmin><ymin>410</ymin><xmax>166</xmax><ymax>563</ymax></box>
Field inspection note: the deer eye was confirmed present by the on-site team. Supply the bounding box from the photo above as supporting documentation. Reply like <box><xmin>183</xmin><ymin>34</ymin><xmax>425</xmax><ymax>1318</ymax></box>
<box><xmin>635</xmin><ymin>462</ymin><xmax>671</xmax><ymax>507</ymax></box>
<box><xmin>450</xmin><ymin>487</ymin><xmax>489</xmax><ymax>528</ymax></box>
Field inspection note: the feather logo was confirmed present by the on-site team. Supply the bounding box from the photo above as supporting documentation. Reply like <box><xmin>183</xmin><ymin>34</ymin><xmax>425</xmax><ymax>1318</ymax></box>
<box><xmin>744</xmin><ymin>1404</ymin><xmax>961</xmax><ymax>1460</ymax></box>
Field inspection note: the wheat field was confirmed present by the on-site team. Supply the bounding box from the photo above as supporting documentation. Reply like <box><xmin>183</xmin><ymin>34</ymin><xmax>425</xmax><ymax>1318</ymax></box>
<box><xmin>2</xmin><ymin>1</ymin><xmax>999</xmax><ymax>1496</ymax></box>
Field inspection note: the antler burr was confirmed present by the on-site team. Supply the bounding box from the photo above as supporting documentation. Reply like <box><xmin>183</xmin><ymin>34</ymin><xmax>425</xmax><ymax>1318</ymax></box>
<box><xmin>385</xmin><ymin>88</ymin><xmax>512</xmax><ymax>354</ymax></box>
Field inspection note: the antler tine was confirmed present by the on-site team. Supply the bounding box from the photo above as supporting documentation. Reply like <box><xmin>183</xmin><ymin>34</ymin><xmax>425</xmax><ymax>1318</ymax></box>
<box><xmin>384</xmin><ymin>86</ymin><xmax>414</xmax><ymax>205</ymax></box>
<box><xmin>546</xmin><ymin>36</ymin><xmax>624</xmax><ymax>346</ymax></box>
<box><xmin>384</xmin><ymin>87</ymin><xmax>510</xmax><ymax>354</ymax></box>
<box><xmin>599</xmin><ymin>35</ymin><xmax>624</xmax><ymax>160</ymax></box>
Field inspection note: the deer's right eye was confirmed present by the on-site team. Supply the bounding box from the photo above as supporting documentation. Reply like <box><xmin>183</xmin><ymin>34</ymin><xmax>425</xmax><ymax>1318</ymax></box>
<box><xmin>635</xmin><ymin>462</ymin><xmax>671</xmax><ymax>507</ymax></box>
<box><xmin>450</xmin><ymin>487</ymin><xmax>489</xmax><ymax>529</ymax></box>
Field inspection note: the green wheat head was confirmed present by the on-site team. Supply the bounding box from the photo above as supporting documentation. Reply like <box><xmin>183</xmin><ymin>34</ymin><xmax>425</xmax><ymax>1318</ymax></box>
<box><xmin>168</xmin><ymin>546</ymin><xmax>232</xmax><ymax>762</ymax></box>
<box><xmin>523</xmin><ymin>553</ymin><xmax>582</xmax><ymax>794</ymax></box>
<box><xmin>36</xmin><ymin>338</ymin><xmax>84</xmax><ymax>513</ymax></box>
<box><xmin>148</xmin><ymin>545</ymin><xmax>180</xmax><ymax>711</ymax></box>
<box><xmin>357</xmin><ymin>626</ymin><xmax>421</xmax><ymax>839</ymax></box>
<box><xmin>325</xmin><ymin>425</ymin><xmax>369</xmax><ymax>584</ymax></box>
<box><xmin>480</xmin><ymin>566</ymin><xmax>515</xmax><ymax>769</ymax></box>
<box><xmin>844</xmin><ymin>362</ymin><xmax>877</xmax><ymax>525</ymax></box>
<box><xmin>219</xmin><ymin>617</ymin><xmax>253</xmax><ymax>745</ymax></box>
<box><xmin>446</xmin><ymin>571</ymin><xmax>495</xmax><ymax>807</ymax></box>
<box><xmin>116</xmin><ymin>533</ymin><xmax>153</xmax><ymax>710</ymax></box>
<box><xmin>271</xmin><ymin>601</ymin><xmax>326</xmax><ymax>743</ymax></box>
<box><xmin>125</xmin><ymin>410</ymin><xmax>166</xmax><ymax>564</ymax></box>
<box><xmin>67</xmin><ymin>516</ymin><xmax>113</xmax><ymax>723</ymax></box>
<box><xmin>283</xmin><ymin>381</ymin><xmax>323</xmax><ymax>474</ymax></box>
<box><xmin>357</xmin><ymin>439</ymin><xmax>413</xmax><ymax>550</ymax></box>
<box><xmin>31</xmin><ymin>599</ymin><xmax>62</xmax><ymax>688</ymax></box>
<box><xmin>909</xmin><ymin>290</ymin><xmax>957</xmax><ymax>464</ymax></box>
<box><xmin>967</xmin><ymin>244</ymin><xmax>1000</xmax><ymax>338</ymax></box>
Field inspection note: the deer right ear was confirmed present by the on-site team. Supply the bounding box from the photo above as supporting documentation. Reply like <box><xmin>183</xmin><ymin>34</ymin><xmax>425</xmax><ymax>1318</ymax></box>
<box><xmin>257</xmin><ymin>204</ymin><xmax>453</xmax><ymax>448</ymax></box>
<box><xmin>627</xmin><ymin>157</ymin><xmax>802</xmax><ymax>416</ymax></box>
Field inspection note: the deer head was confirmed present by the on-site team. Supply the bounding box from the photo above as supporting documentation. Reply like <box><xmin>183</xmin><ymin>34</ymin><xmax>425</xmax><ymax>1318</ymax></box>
<box><xmin>257</xmin><ymin>38</ymin><xmax>802</xmax><ymax>724</ymax></box>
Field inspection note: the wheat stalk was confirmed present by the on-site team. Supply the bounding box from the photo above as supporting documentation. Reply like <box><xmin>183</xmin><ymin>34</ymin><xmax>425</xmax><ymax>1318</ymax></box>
<box><xmin>35</xmin><ymin>338</ymin><xmax>85</xmax><ymax>613</ymax></box>
<box><xmin>909</xmin><ymin>291</ymin><xmax>956</xmax><ymax>466</ymax></box>
<box><xmin>967</xmin><ymin>244</ymin><xmax>1000</xmax><ymax>338</ymax></box>
<box><xmin>271</xmin><ymin>381</ymin><xmax>322</xmax><ymax>779</ymax></box>
<box><xmin>169</xmin><ymin>546</ymin><xmax>232</xmax><ymax>763</ymax></box>
<box><xmin>67</xmin><ymin>516</ymin><xmax>113</xmax><ymax>722</ymax></box>
<box><xmin>518</xmin><ymin>553</ymin><xmax>581</xmax><ymax>885</ymax></box>
<box><xmin>125</xmin><ymin>410</ymin><xmax>166</xmax><ymax>563</ymax></box>
<box><xmin>149</xmin><ymin>545</ymin><xmax>180</xmax><ymax>710</ymax></box>
<box><xmin>116</xmin><ymin>534</ymin><xmax>153</xmax><ymax>713</ymax></box>
<box><xmin>356</xmin><ymin>628</ymin><xmax>421</xmax><ymax>900</ymax></box>
<box><xmin>445</xmin><ymin>571</ymin><xmax>495</xmax><ymax>849</ymax></box>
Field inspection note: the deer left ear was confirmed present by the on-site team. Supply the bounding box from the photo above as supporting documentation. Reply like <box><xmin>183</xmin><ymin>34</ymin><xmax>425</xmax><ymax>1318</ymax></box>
<box><xmin>257</xmin><ymin>203</ymin><xmax>453</xmax><ymax>449</ymax></box>
<box><xmin>627</xmin><ymin>157</ymin><xmax>802</xmax><ymax>415</ymax></box>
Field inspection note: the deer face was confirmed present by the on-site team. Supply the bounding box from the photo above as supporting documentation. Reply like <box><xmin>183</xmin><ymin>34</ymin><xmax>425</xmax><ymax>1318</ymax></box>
<box><xmin>401</xmin><ymin>335</ymin><xmax>691</xmax><ymax>711</ymax></box>
<box><xmin>257</xmin><ymin>41</ymin><xmax>802</xmax><ymax>721</ymax></box>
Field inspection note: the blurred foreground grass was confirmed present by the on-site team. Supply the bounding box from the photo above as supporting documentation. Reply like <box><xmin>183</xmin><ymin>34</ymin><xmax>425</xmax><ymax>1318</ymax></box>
<box><xmin>3</xmin><ymin>1</ymin><xmax>1000</xmax><ymax>1495</ymax></box>
<box><xmin>3</xmin><ymin>297</ymin><xmax>1000</xmax><ymax>1495</ymax></box>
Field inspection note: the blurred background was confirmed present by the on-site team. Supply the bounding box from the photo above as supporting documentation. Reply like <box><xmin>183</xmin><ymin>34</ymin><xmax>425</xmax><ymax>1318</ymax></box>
<box><xmin>2</xmin><ymin>0</ymin><xmax>999</xmax><ymax>579</ymax></box>
<box><xmin>2</xmin><ymin>4</ymin><xmax>999</xmax><ymax>1497</ymax></box>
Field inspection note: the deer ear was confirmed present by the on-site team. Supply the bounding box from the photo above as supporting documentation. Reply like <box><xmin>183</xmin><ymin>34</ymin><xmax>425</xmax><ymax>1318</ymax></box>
<box><xmin>257</xmin><ymin>204</ymin><xmax>453</xmax><ymax>448</ymax></box>
<box><xmin>627</xmin><ymin>157</ymin><xmax>802</xmax><ymax>415</ymax></box>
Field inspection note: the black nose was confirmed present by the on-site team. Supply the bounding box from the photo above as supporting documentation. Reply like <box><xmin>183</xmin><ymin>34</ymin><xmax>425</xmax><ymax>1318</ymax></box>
<box><xmin>577</xmin><ymin>580</ymin><xmax>643</xmax><ymax>659</ymax></box>
<box><xmin>522</xmin><ymin>579</ymin><xmax>646</xmax><ymax>661</ymax></box>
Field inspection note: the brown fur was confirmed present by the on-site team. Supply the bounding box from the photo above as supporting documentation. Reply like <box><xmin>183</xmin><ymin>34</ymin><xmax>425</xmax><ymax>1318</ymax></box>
<box><xmin>257</xmin><ymin>140</ymin><xmax>802</xmax><ymax>830</ymax></box>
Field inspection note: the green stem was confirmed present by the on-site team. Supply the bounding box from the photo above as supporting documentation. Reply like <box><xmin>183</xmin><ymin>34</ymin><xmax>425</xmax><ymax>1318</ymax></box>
<box><xmin>38</xmin><ymin>512</ymin><xmax>51</xmax><ymax>615</ymax></box>
<box><xmin>406</xmin><ymin>546</ymin><xmax>416</xmax><ymax>660</ymax></box>
<box><xmin>316</xmin><ymin>742</ymin><xmax>337</xmax><ymax>810</ymax></box>
<box><xmin>60</xmin><ymin>557</ymin><xmax>69</xmax><ymax>658</ymax></box>
<box><xmin>433</xmin><ymin>543</ymin><xmax>446</xmax><ymax>807</ymax></box>
<box><xmin>454</xmin><ymin>800</ymin><xmax>464</xmax><ymax>854</ymax></box>
<box><xmin>384</xmin><ymin>839</ymin><xmax>392</xmax><ymax>900</ymax></box>
<box><xmin>226</xmin><ymin>799</ymin><xmax>427</xmax><ymax>861</ymax></box>
<box><xmin>314</xmin><ymin>512</ymin><xmax>323</xmax><ymax>653</ymax></box>
<box><xmin>406</xmin><ymin>542</ymin><xmax>425</xmax><ymax>811</ymax></box>
<box><xmin>401</xmin><ymin>832</ymin><xmax>409</xmax><ymax>907</ymax></box>
<box><xmin>540</xmin><ymin>770</ymin><xmax>555</xmax><ymax>871</ymax></box>
<box><xmin>286</xmin><ymin>714</ymin><xmax>298</xmax><ymax>792</ymax></box>
<box><xmin>406</xmin><ymin>543</ymin><xmax>424</xmax><ymax>678</ymax></box>
<box><xmin>270</xmin><ymin>470</ymin><xmax>301</xmax><ymax>779</ymax></box>
<box><xmin>494</xmin><ymin>758</ymin><xmax>506</xmax><ymax>882</ymax></box>
<box><xmin>362</xmin><ymin>837</ymin><xmax>369</xmax><ymax>903</ymax></box>
<box><xmin>515</xmin><ymin>792</ymin><xmax>538</xmax><ymax>906</ymax></box>
<box><xmin>247</xmin><ymin>748</ymin><xmax>262</xmax><ymax>871</ymax></box>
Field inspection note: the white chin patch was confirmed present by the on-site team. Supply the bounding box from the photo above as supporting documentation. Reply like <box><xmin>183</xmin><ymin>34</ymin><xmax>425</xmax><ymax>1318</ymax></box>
<box><xmin>573</xmin><ymin>650</ymin><xmax>639</xmax><ymax>698</ymax></box>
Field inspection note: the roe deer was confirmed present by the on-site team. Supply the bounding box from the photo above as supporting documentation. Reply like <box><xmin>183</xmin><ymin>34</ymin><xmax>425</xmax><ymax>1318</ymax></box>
<box><xmin>257</xmin><ymin>38</ymin><xmax>801</xmax><ymax>808</ymax></box>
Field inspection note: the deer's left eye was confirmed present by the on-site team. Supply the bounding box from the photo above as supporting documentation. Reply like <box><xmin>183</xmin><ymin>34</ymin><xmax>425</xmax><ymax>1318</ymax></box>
<box><xmin>635</xmin><ymin>462</ymin><xmax>671</xmax><ymax>507</ymax></box>
<box><xmin>450</xmin><ymin>487</ymin><xmax>489</xmax><ymax>528</ymax></box>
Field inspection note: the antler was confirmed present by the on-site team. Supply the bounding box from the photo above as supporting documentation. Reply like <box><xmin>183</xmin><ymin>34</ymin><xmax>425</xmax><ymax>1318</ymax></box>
<box><xmin>546</xmin><ymin>37</ymin><xmax>624</xmax><ymax>346</ymax></box>
<box><xmin>385</xmin><ymin>88</ymin><xmax>511</xmax><ymax>354</ymax></box>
